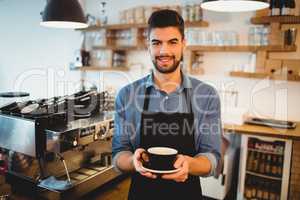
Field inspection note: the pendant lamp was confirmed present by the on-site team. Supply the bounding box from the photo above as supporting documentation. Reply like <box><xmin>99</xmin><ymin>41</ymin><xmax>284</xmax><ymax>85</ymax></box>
<box><xmin>201</xmin><ymin>0</ymin><xmax>270</xmax><ymax>12</ymax></box>
<box><xmin>40</xmin><ymin>0</ymin><xmax>88</xmax><ymax>29</ymax></box>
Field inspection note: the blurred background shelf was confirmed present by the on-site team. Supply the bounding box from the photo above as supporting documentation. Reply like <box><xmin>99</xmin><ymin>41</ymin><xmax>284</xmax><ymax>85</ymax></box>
<box><xmin>93</xmin><ymin>45</ymin><xmax>147</xmax><ymax>51</ymax></box>
<box><xmin>72</xmin><ymin>66</ymin><xmax>130</xmax><ymax>71</ymax></box>
<box><xmin>186</xmin><ymin>45</ymin><xmax>297</xmax><ymax>52</ymax></box>
<box><xmin>78</xmin><ymin>20</ymin><xmax>209</xmax><ymax>32</ymax></box>
<box><xmin>229</xmin><ymin>71</ymin><xmax>300</xmax><ymax>82</ymax></box>
<box><xmin>251</xmin><ymin>16</ymin><xmax>300</xmax><ymax>25</ymax></box>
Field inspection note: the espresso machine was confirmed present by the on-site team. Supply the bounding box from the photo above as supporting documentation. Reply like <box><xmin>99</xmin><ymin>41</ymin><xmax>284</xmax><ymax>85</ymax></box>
<box><xmin>0</xmin><ymin>90</ymin><xmax>120</xmax><ymax>200</ymax></box>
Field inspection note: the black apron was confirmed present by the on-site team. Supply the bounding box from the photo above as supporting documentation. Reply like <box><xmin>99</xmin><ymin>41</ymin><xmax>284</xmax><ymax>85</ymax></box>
<box><xmin>128</xmin><ymin>86</ymin><xmax>202</xmax><ymax>200</ymax></box>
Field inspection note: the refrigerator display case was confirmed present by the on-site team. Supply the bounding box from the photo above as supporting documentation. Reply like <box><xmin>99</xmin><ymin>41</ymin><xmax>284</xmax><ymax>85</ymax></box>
<box><xmin>237</xmin><ymin>134</ymin><xmax>292</xmax><ymax>200</ymax></box>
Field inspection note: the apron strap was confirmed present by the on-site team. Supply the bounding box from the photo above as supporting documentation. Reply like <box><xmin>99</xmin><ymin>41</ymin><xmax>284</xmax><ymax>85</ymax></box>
<box><xmin>143</xmin><ymin>86</ymin><xmax>152</xmax><ymax>111</ymax></box>
<box><xmin>184</xmin><ymin>88</ymin><xmax>193</xmax><ymax>114</ymax></box>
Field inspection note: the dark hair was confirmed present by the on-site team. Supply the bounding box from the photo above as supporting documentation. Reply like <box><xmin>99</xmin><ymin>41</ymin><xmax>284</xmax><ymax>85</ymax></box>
<box><xmin>147</xmin><ymin>9</ymin><xmax>185</xmax><ymax>39</ymax></box>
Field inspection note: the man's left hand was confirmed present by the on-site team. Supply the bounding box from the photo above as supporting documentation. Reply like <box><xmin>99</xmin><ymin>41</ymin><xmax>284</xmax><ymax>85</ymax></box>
<box><xmin>161</xmin><ymin>154</ymin><xmax>189</xmax><ymax>182</ymax></box>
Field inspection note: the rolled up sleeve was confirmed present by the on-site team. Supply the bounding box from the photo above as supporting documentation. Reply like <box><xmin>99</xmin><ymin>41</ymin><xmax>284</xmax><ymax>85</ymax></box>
<box><xmin>195</xmin><ymin>152</ymin><xmax>218</xmax><ymax>177</ymax></box>
<box><xmin>195</xmin><ymin>87</ymin><xmax>222</xmax><ymax>177</ymax></box>
<box><xmin>112</xmin><ymin>88</ymin><xmax>134</xmax><ymax>172</ymax></box>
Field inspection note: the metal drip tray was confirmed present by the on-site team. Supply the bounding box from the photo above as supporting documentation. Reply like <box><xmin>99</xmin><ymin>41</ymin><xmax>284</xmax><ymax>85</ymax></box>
<box><xmin>77</xmin><ymin>168</ymin><xmax>98</xmax><ymax>176</ymax></box>
<box><xmin>38</xmin><ymin>165</ymin><xmax>120</xmax><ymax>200</ymax></box>
<box><xmin>70</xmin><ymin>173</ymin><xmax>88</xmax><ymax>181</ymax></box>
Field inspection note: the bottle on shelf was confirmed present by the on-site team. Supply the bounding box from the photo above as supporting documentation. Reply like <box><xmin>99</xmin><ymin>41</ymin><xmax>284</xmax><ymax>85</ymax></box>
<box><xmin>251</xmin><ymin>178</ymin><xmax>257</xmax><ymax>199</ymax></box>
<box><xmin>247</xmin><ymin>150</ymin><xmax>254</xmax><ymax>171</ymax></box>
<box><xmin>289</xmin><ymin>0</ymin><xmax>296</xmax><ymax>16</ymax></box>
<box><xmin>272</xmin><ymin>0</ymin><xmax>281</xmax><ymax>15</ymax></box>
<box><xmin>259</xmin><ymin>153</ymin><xmax>266</xmax><ymax>174</ymax></box>
<box><xmin>269</xmin><ymin>0</ymin><xmax>274</xmax><ymax>16</ymax></box>
<box><xmin>271</xmin><ymin>154</ymin><xmax>278</xmax><ymax>176</ymax></box>
<box><xmin>262</xmin><ymin>181</ymin><xmax>270</xmax><ymax>200</ymax></box>
<box><xmin>265</xmin><ymin>154</ymin><xmax>272</xmax><ymax>175</ymax></box>
<box><xmin>275</xmin><ymin>183</ymin><xmax>281</xmax><ymax>200</ymax></box>
<box><xmin>81</xmin><ymin>49</ymin><xmax>90</xmax><ymax>66</ymax></box>
<box><xmin>253</xmin><ymin>152</ymin><xmax>260</xmax><ymax>172</ymax></box>
<box><xmin>254</xmin><ymin>139</ymin><xmax>260</xmax><ymax>150</ymax></box>
<box><xmin>269</xmin><ymin>183</ymin><xmax>277</xmax><ymax>200</ymax></box>
<box><xmin>256</xmin><ymin>179</ymin><xmax>263</xmax><ymax>199</ymax></box>
<box><xmin>80</xmin><ymin>35</ymin><xmax>90</xmax><ymax>66</ymax></box>
<box><xmin>277</xmin><ymin>155</ymin><xmax>283</xmax><ymax>177</ymax></box>
<box><xmin>194</xmin><ymin>3</ymin><xmax>203</xmax><ymax>21</ymax></box>
<box><xmin>245</xmin><ymin>176</ymin><xmax>253</xmax><ymax>199</ymax></box>
<box><xmin>281</xmin><ymin>0</ymin><xmax>290</xmax><ymax>15</ymax></box>
<box><xmin>99</xmin><ymin>1</ymin><xmax>108</xmax><ymax>25</ymax></box>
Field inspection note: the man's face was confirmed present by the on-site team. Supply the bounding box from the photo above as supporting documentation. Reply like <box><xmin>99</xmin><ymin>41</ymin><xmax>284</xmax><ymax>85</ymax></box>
<box><xmin>148</xmin><ymin>27</ymin><xmax>186</xmax><ymax>74</ymax></box>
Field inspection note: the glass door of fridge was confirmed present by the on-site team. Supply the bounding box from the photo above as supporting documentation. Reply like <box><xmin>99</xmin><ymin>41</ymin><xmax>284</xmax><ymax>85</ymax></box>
<box><xmin>237</xmin><ymin>134</ymin><xmax>292</xmax><ymax>200</ymax></box>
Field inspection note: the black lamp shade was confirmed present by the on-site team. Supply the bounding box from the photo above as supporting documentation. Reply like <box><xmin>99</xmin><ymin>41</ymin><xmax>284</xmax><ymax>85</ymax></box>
<box><xmin>41</xmin><ymin>0</ymin><xmax>88</xmax><ymax>29</ymax></box>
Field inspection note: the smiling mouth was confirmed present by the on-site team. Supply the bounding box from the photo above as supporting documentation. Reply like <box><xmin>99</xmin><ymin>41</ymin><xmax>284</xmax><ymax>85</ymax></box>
<box><xmin>156</xmin><ymin>56</ymin><xmax>175</xmax><ymax>64</ymax></box>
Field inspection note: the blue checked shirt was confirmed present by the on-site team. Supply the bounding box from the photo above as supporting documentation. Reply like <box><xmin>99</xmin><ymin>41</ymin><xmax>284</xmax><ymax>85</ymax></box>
<box><xmin>112</xmin><ymin>71</ymin><xmax>222</xmax><ymax>176</ymax></box>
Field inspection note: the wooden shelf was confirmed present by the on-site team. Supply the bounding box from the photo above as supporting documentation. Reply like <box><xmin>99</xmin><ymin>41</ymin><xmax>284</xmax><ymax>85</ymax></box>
<box><xmin>77</xmin><ymin>23</ymin><xmax>147</xmax><ymax>31</ymax></box>
<box><xmin>246</xmin><ymin>171</ymin><xmax>282</xmax><ymax>181</ymax></box>
<box><xmin>102</xmin><ymin>23</ymin><xmax>148</xmax><ymax>30</ymax></box>
<box><xmin>73</xmin><ymin>66</ymin><xmax>130</xmax><ymax>71</ymax></box>
<box><xmin>78</xmin><ymin>21</ymin><xmax>209</xmax><ymax>32</ymax></box>
<box><xmin>186</xmin><ymin>45</ymin><xmax>297</xmax><ymax>52</ymax></box>
<box><xmin>93</xmin><ymin>45</ymin><xmax>146</xmax><ymax>51</ymax></box>
<box><xmin>251</xmin><ymin>16</ymin><xmax>300</xmax><ymax>25</ymax></box>
<box><xmin>92</xmin><ymin>44</ymin><xmax>292</xmax><ymax>52</ymax></box>
<box><xmin>185</xmin><ymin>20</ymin><xmax>209</xmax><ymax>27</ymax></box>
<box><xmin>229</xmin><ymin>71</ymin><xmax>300</xmax><ymax>82</ymax></box>
<box><xmin>248</xmin><ymin>148</ymin><xmax>283</xmax><ymax>156</ymax></box>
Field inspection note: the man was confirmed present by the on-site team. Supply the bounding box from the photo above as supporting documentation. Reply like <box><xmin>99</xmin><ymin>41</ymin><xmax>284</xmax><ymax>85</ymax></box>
<box><xmin>112</xmin><ymin>9</ymin><xmax>221</xmax><ymax>200</ymax></box>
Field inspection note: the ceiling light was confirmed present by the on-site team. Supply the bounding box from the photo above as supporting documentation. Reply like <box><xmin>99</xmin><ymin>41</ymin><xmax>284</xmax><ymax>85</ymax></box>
<box><xmin>40</xmin><ymin>0</ymin><xmax>88</xmax><ymax>29</ymax></box>
<box><xmin>201</xmin><ymin>0</ymin><xmax>270</xmax><ymax>12</ymax></box>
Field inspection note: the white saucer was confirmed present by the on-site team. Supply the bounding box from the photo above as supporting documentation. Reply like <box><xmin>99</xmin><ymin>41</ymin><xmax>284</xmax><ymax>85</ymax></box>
<box><xmin>141</xmin><ymin>165</ymin><xmax>181</xmax><ymax>174</ymax></box>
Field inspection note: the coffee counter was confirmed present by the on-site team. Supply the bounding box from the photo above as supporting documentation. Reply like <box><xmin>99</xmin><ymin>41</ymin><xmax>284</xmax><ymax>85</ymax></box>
<box><xmin>223</xmin><ymin>122</ymin><xmax>300</xmax><ymax>140</ymax></box>
<box><xmin>0</xmin><ymin>175</ymin><xmax>131</xmax><ymax>200</ymax></box>
<box><xmin>1</xmin><ymin>123</ymin><xmax>300</xmax><ymax>200</ymax></box>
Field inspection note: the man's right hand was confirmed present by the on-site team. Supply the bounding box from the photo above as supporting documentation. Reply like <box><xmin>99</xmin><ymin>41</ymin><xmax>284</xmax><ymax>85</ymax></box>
<box><xmin>133</xmin><ymin>148</ymin><xmax>157</xmax><ymax>179</ymax></box>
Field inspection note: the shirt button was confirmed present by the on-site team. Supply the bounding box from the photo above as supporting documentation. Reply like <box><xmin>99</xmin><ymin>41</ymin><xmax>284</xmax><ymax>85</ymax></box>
<box><xmin>165</xmin><ymin>96</ymin><xmax>169</xmax><ymax>100</ymax></box>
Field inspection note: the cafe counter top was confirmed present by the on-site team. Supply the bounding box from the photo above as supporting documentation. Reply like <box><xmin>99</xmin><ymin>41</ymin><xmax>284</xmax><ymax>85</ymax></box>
<box><xmin>223</xmin><ymin>122</ymin><xmax>300</xmax><ymax>140</ymax></box>
<box><xmin>0</xmin><ymin>175</ymin><xmax>131</xmax><ymax>200</ymax></box>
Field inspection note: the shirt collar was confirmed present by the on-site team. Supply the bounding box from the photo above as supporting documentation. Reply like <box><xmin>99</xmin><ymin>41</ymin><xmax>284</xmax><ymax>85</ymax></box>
<box><xmin>145</xmin><ymin>70</ymin><xmax>192</xmax><ymax>90</ymax></box>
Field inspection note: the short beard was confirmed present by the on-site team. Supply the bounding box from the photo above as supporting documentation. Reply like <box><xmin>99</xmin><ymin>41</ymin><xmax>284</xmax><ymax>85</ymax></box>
<box><xmin>152</xmin><ymin>55</ymin><xmax>182</xmax><ymax>74</ymax></box>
